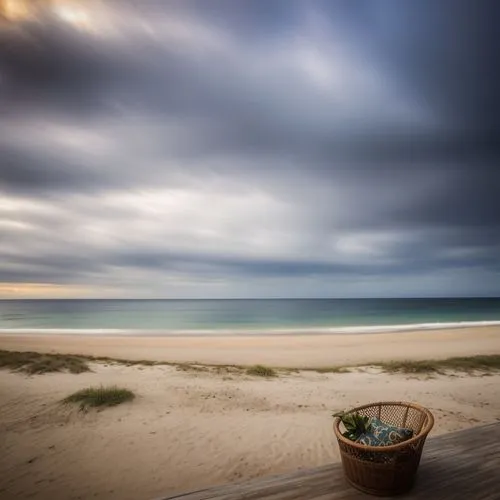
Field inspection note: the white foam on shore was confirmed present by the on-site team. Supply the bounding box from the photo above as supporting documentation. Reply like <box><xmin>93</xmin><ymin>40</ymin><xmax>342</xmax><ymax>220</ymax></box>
<box><xmin>0</xmin><ymin>320</ymin><xmax>500</xmax><ymax>336</ymax></box>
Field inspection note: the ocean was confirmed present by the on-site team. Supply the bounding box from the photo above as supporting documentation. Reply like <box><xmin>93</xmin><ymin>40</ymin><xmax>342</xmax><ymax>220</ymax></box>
<box><xmin>1</xmin><ymin>298</ymin><xmax>500</xmax><ymax>335</ymax></box>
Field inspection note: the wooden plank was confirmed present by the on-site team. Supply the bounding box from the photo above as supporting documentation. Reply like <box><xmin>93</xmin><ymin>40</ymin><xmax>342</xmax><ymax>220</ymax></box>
<box><xmin>160</xmin><ymin>423</ymin><xmax>500</xmax><ymax>500</ymax></box>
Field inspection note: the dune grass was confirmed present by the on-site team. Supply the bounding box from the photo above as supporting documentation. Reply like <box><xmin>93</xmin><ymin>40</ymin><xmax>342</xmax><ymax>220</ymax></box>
<box><xmin>246</xmin><ymin>364</ymin><xmax>277</xmax><ymax>377</ymax></box>
<box><xmin>2</xmin><ymin>349</ymin><xmax>499</xmax><ymax>377</ymax></box>
<box><xmin>376</xmin><ymin>355</ymin><xmax>500</xmax><ymax>374</ymax></box>
<box><xmin>0</xmin><ymin>350</ymin><xmax>90</xmax><ymax>374</ymax></box>
<box><xmin>63</xmin><ymin>385</ymin><xmax>135</xmax><ymax>410</ymax></box>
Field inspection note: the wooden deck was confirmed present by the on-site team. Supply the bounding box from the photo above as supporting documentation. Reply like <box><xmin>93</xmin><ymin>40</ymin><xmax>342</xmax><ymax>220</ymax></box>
<box><xmin>161</xmin><ymin>422</ymin><xmax>500</xmax><ymax>500</ymax></box>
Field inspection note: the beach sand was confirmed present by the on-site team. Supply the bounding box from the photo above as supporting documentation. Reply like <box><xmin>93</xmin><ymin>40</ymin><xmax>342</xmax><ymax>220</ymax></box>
<box><xmin>1</xmin><ymin>325</ymin><xmax>500</xmax><ymax>367</ymax></box>
<box><xmin>1</xmin><ymin>327</ymin><xmax>500</xmax><ymax>500</ymax></box>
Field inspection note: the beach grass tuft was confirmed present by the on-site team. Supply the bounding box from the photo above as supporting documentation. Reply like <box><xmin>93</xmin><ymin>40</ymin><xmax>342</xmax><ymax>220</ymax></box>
<box><xmin>176</xmin><ymin>363</ymin><xmax>209</xmax><ymax>373</ymax></box>
<box><xmin>315</xmin><ymin>366</ymin><xmax>351</xmax><ymax>374</ymax></box>
<box><xmin>0</xmin><ymin>350</ymin><xmax>90</xmax><ymax>374</ymax></box>
<box><xmin>378</xmin><ymin>360</ymin><xmax>443</xmax><ymax>374</ymax></box>
<box><xmin>246</xmin><ymin>364</ymin><xmax>277</xmax><ymax>377</ymax></box>
<box><xmin>63</xmin><ymin>385</ymin><xmax>135</xmax><ymax>410</ymax></box>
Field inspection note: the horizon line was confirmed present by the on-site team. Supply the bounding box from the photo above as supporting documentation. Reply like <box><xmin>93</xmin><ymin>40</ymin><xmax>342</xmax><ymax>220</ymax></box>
<box><xmin>1</xmin><ymin>296</ymin><xmax>499</xmax><ymax>301</ymax></box>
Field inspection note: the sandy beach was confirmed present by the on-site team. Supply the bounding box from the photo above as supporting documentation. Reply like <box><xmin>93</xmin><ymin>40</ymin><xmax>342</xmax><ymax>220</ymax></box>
<box><xmin>1</xmin><ymin>327</ymin><xmax>500</xmax><ymax>500</ymax></box>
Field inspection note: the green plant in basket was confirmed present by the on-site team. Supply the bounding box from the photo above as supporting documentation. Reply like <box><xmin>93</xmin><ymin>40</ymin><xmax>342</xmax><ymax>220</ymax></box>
<box><xmin>333</xmin><ymin>411</ymin><xmax>372</xmax><ymax>441</ymax></box>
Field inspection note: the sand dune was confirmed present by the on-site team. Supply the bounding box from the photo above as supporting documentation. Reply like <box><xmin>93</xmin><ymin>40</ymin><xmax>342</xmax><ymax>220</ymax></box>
<box><xmin>1</xmin><ymin>359</ymin><xmax>500</xmax><ymax>499</ymax></box>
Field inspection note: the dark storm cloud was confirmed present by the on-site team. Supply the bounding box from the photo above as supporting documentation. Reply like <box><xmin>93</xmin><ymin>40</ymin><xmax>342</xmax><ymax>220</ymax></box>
<box><xmin>383</xmin><ymin>167</ymin><xmax>500</xmax><ymax>229</ymax></box>
<box><xmin>0</xmin><ymin>0</ymin><xmax>499</xmax><ymax>296</ymax></box>
<box><xmin>4</xmin><ymin>0</ymin><xmax>498</xmax><ymax>131</ymax></box>
<box><xmin>374</xmin><ymin>0</ymin><xmax>499</xmax><ymax>133</ymax></box>
<box><xmin>110</xmin><ymin>250</ymin><xmax>497</xmax><ymax>278</ymax></box>
<box><xmin>0</xmin><ymin>20</ymin><xmax>113</xmax><ymax>116</ymax></box>
<box><xmin>0</xmin><ymin>262</ymin><xmax>101</xmax><ymax>284</ymax></box>
<box><xmin>0</xmin><ymin>147</ymin><xmax>104</xmax><ymax>192</ymax></box>
<box><xmin>2</xmin><ymin>1</ymin><xmax>499</xmax><ymax>163</ymax></box>
<box><xmin>109</xmin><ymin>250</ymin><xmax>354</xmax><ymax>277</ymax></box>
<box><xmin>321</xmin><ymin>0</ymin><xmax>500</xmax><ymax>130</ymax></box>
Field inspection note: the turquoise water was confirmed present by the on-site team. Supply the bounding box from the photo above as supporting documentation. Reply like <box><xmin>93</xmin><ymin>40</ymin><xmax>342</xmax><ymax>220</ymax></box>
<box><xmin>1</xmin><ymin>298</ymin><xmax>500</xmax><ymax>334</ymax></box>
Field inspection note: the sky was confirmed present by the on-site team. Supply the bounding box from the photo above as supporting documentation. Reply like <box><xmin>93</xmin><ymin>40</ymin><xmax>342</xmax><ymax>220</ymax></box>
<box><xmin>0</xmin><ymin>0</ymin><xmax>499</xmax><ymax>299</ymax></box>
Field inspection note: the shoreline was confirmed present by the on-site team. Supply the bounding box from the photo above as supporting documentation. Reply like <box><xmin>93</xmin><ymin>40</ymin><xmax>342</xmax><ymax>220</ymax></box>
<box><xmin>1</xmin><ymin>319</ymin><xmax>500</xmax><ymax>336</ymax></box>
<box><xmin>1</xmin><ymin>325</ymin><xmax>499</xmax><ymax>368</ymax></box>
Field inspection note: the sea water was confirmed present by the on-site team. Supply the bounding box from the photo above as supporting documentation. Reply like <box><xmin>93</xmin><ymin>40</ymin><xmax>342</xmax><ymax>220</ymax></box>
<box><xmin>1</xmin><ymin>298</ymin><xmax>500</xmax><ymax>335</ymax></box>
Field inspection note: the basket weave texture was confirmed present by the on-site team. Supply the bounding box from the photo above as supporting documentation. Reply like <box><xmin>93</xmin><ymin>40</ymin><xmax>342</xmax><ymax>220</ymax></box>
<box><xmin>334</xmin><ymin>401</ymin><xmax>434</xmax><ymax>496</ymax></box>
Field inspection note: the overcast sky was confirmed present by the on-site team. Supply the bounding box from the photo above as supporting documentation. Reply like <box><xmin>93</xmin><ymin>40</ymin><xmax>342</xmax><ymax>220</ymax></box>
<box><xmin>0</xmin><ymin>0</ymin><xmax>499</xmax><ymax>299</ymax></box>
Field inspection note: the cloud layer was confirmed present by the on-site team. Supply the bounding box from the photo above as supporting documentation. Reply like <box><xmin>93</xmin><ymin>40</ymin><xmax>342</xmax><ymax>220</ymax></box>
<box><xmin>0</xmin><ymin>0</ymin><xmax>499</xmax><ymax>298</ymax></box>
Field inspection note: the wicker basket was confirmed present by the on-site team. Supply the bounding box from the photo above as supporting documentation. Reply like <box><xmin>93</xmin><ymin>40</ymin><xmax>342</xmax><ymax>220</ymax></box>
<box><xmin>334</xmin><ymin>401</ymin><xmax>434</xmax><ymax>496</ymax></box>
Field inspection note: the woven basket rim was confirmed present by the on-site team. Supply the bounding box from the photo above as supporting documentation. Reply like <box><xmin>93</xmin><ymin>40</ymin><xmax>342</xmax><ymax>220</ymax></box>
<box><xmin>333</xmin><ymin>401</ymin><xmax>434</xmax><ymax>452</ymax></box>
